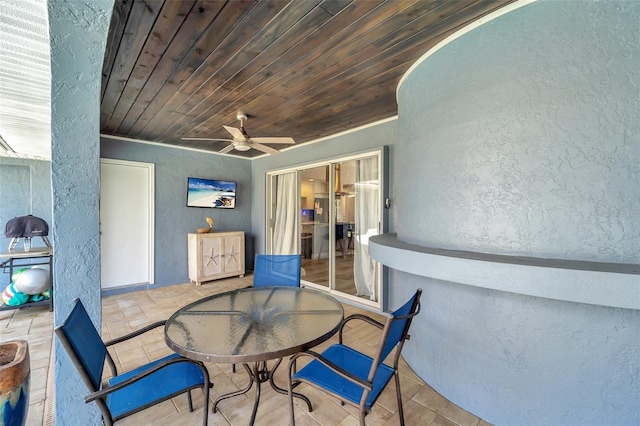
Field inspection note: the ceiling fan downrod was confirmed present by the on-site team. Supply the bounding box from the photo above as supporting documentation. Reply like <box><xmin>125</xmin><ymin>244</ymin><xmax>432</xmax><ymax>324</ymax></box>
<box><xmin>236</xmin><ymin>112</ymin><xmax>248</xmax><ymax>130</ymax></box>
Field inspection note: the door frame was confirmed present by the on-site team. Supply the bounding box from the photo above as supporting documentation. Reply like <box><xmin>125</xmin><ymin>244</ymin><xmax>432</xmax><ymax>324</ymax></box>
<box><xmin>265</xmin><ymin>148</ymin><xmax>387</xmax><ymax>310</ymax></box>
<box><xmin>100</xmin><ymin>158</ymin><xmax>155</xmax><ymax>288</ymax></box>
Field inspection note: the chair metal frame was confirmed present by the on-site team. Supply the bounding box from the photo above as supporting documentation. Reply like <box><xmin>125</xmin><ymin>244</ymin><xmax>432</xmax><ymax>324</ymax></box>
<box><xmin>286</xmin><ymin>289</ymin><xmax>422</xmax><ymax>425</ymax></box>
<box><xmin>55</xmin><ymin>298</ymin><xmax>212</xmax><ymax>426</ymax></box>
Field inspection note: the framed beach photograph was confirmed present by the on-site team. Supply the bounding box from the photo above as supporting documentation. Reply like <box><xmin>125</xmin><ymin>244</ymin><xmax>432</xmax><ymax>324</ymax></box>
<box><xmin>186</xmin><ymin>177</ymin><xmax>237</xmax><ymax>209</ymax></box>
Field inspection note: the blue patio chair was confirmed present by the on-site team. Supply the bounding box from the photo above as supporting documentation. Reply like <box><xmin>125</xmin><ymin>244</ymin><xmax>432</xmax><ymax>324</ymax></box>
<box><xmin>232</xmin><ymin>254</ymin><xmax>302</xmax><ymax>374</ymax></box>
<box><xmin>286</xmin><ymin>289</ymin><xmax>423</xmax><ymax>426</ymax></box>
<box><xmin>55</xmin><ymin>299</ymin><xmax>212</xmax><ymax>426</ymax></box>
<box><xmin>253</xmin><ymin>254</ymin><xmax>301</xmax><ymax>287</ymax></box>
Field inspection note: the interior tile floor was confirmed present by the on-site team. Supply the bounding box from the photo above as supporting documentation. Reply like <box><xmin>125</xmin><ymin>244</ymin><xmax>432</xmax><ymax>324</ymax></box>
<box><xmin>0</xmin><ymin>275</ymin><xmax>491</xmax><ymax>426</ymax></box>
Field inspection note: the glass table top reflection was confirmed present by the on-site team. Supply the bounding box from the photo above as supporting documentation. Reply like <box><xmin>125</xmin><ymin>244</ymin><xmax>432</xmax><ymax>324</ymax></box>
<box><xmin>164</xmin><ymin>286</ymin><xmax>344</xmax><ymax>364</ymax></box>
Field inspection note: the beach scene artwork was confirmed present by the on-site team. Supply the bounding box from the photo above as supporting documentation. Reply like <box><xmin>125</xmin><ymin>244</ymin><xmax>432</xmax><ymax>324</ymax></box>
<box><xmin>187</xmin><ymin>177</ymin><xmax>236</xmax><ymax>208</ymax></box>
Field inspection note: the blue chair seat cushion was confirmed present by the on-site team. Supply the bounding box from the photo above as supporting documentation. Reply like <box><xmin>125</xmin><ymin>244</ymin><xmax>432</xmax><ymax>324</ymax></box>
<box><xmin>106</xmin><ymin>353</ymin><xmax>205</xmax><ymax>420</ymax></box>
<box><xmin>292</xmin><ymin>344</ymin><xmax>394</xmax><ymax>409</ymax></box>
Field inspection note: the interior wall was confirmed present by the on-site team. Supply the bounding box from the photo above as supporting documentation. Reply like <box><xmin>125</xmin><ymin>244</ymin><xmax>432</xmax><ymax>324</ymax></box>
<box><xmin>101</xmin><ymin>138</ymin><xmax>252</xmax><ymax>286</ymax></box>
<box><xmin>393</xmin><ymin>1</ymin><xmax>639</xmax><ymax>424</ymax></box>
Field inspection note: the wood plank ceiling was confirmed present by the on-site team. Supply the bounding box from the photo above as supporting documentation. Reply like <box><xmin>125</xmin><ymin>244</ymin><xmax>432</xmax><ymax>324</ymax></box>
<box><xmin>101</xmin><ymin>0</ymin><xmax>513</xmax><ymax>158</ymax></box>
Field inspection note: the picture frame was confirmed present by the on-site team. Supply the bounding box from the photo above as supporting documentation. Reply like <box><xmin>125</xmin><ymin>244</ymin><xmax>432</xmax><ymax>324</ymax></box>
<box><xmin>186</xmin><ymin>177</ymin><xmax>236</xmax><ymax>209</ymax></box>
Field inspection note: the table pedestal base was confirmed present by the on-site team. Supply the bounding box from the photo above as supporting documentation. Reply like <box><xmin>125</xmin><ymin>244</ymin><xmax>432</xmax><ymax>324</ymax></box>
<box><xmin>212</xmin><ymin>359</ymin><xmax>312</xmax><ymax>425</ymax></box>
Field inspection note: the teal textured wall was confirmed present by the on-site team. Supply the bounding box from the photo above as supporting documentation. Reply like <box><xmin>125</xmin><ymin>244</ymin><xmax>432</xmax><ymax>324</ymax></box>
<box><xmin>49</xmin><ymin>1</ymin><xmax>114</xmax><ymax>424</ymax></box>
<box><xmin>397</xmin><ymin>0</ymin><xmax>639</xmax><ymax>262</ymax></box>
<box><xmin>101</xmin><ymin>137</ymin><xmax>252</xmax><ymax>284</ymax></box>
<box><xmin>393</xmin><ymin>1</ymin><xmax>640</xmax><ymax>424</ymax></box>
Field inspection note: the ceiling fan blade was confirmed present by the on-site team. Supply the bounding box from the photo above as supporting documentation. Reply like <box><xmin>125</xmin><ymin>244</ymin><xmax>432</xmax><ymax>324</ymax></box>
<box><xmin>249</xmin><ymin>142</ymin><xmax>280</xmax><ymax>155</ymax></box>
<box><xmin>250</xmin><ymin>136</ymin><xmax>295</xmax><ymax>145</ymax></box>
<box><xmin>219</xmin><ymin>144</ymin><xmax>235</xmax><ymax>154</ymax></box>
<box><xmin>182</xmin><ymin>137</ymin><xmax>232</xmax><ymax>142</ymax></box>
<box><xmin>223</xmin><ymin>125</ymin><xmax>245</xmax><ymax>140</ymax></box>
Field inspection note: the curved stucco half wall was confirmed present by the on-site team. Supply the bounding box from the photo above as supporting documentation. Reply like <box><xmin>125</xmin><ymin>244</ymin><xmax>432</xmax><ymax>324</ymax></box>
<box><xmin>375</xmin><ymin>0</ymin><xmax>639</xmax><ymax>424</ymax></box>
<box><xmin>397</xmin><ymin>0</ymin><xmax>638</xmax><ymax>261</ymax></box>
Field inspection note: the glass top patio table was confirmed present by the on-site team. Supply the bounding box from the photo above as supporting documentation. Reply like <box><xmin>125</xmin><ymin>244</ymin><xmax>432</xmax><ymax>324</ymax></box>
<box><xmin>164</xmin><ymin>286</ymin><xmax>344</xmax><ymax>364</ymax></box>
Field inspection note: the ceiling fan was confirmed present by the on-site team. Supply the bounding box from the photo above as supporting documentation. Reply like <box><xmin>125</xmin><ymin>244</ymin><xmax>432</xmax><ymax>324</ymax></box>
<box><xmin>182</xmin><ymin>112</ymin><xmax>295</xmax><ymax>154</ymax></box>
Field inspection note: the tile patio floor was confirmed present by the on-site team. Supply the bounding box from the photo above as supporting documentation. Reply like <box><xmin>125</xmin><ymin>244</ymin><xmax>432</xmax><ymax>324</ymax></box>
<box><xmin>0</xmin><ymin>275</ymin><xmax>490</xmax><ymax>426</ymax></box>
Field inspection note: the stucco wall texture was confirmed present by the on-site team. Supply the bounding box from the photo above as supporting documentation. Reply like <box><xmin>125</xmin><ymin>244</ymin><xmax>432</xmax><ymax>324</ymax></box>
<box><xmin>49</xmin><ymin>1</ymin><xmax>114</xmax><ymax>425</ymax></box>
<box><xmin>398</xmin><ymin>0</ymin><xmax>639</xmax><ymax>263</ymax></box>
<box><xmin>101</xmin><ymin>137</ymin><xmax>253</xmax><ymax>284</ymax></box>
<box><xmin>394</xmin><ymin>1</ymin><xmax>639</xmax><ymax>424</ymax></box>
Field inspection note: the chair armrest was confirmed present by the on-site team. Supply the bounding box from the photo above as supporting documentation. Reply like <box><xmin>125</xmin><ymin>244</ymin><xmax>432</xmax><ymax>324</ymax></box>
<box><xmin>338</xmin><ymin>314</ymin><xmax>384</xmax><ymax>344</ymax></box>
<box><xmin>103</xmin><ymin>320</ymin><xmax>168</xmax><ymax>378</ymax></box>
<box><xmin>104</xmin><ymin>320</ymin><xmax>167</xmax><ymax>347</ymax></box>
<box><xmin>85</xmin><ymin>356</ymin><xmax>208</xmax><ymax>403</ymax></box>
<box><xmin>288</xmin><ymin>350</ymin><xmax>372</xmax><ymax>391</ymax></box>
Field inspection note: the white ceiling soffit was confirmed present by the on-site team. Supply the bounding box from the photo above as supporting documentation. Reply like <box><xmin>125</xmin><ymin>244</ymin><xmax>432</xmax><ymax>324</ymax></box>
<box><xmin>0</xmin><ymin>0</ymin><xmax>51</xmax><ymax>160</ymax></box>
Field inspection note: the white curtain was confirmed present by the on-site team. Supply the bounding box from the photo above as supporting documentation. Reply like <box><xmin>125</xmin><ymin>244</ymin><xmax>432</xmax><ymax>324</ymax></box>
<box><xmin>353</xmin><ymin>156</ymin><xmax>378</xmax><ymax>299</ymax></box>
<box><xmin>273</xmin><ymin>172</ymin><xmax>298</xmax><ymax>254</ymax></box>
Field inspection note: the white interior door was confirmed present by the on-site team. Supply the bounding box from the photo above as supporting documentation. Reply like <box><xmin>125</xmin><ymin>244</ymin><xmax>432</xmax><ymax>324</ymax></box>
<box><xmin>100</xmin><ymin>159</ymin><xmax>154</xmax><ymax>289</ymax></box>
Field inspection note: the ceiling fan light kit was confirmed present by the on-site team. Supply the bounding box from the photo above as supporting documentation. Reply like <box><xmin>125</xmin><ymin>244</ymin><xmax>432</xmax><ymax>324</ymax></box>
<box><xmin>182</xmin><ymin>111</ymin><xmax>295</xmax><ymax>155</ymax></box>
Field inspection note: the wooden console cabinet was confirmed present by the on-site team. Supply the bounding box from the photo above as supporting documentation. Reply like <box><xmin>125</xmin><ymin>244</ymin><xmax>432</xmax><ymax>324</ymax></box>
<box><xmin>188</xmin><ymin>231</ymin><xmax>245</xmax><ymax>285</ymax></box>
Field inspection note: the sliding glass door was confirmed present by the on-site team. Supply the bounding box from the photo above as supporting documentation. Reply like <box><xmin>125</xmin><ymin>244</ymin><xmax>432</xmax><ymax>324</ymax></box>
<box><xmin>266</xmin><ymin>150</ymin><xmax>384</xmax><ymax>308</ymax></box>
<box><xmin>300</xmin><ymin>165</ymin><xmax>330</xmax><ymax>288</ymax></box>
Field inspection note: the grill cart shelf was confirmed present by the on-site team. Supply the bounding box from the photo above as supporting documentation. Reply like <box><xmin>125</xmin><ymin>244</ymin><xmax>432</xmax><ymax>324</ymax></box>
<box><xmin>0</xmin><ymin>247</ymin><xmax>53</xmax><ymax>311</ymax></box>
